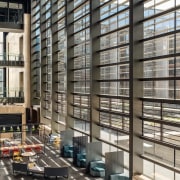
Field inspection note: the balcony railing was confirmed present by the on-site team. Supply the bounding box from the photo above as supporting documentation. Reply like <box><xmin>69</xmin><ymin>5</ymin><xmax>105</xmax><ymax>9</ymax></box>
<box><xmin>0</xmin><ymin>97</ymin><xmax>24</xmax><ymax>104</ymax></box>
<box><xmin>0</xmin><ymin>89</ymin><xmax>24</xmax><ymax>104</ymax></box>
<box><xmin>0</xmin><ymin>53</ymin><xmax>24</xmax><ymax>67</ymax></box>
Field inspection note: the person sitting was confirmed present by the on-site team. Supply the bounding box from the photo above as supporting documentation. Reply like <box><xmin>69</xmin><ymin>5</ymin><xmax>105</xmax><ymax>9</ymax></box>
<box><xmin>48</xmin><ymin>131</ymin><xmax>55</xmax><ymax>144</ymax></box>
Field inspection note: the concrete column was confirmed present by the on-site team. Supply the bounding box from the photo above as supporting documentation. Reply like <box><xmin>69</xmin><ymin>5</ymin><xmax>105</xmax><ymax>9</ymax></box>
<box><xmin>129</xmin><ymin>0</ymin><xmax>144</xmax><ymax>177</ymax></box>
<box><xmin>66</xmin><ymin>1</ymin><xmax>75</xmax><ymax>129</ymax></box>
<box><xmin>23</xmin><ymin>14</ymin><xmax>31</xmax><ymax>108</ymax></box>
<box><xmin>90</xmin><ymin>0</ymin><xmax>101</xmax><ymax>142</ymax></box>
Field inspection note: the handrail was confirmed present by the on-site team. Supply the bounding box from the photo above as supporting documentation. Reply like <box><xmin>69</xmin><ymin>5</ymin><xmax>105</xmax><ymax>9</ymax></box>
<box><xmin>0</xmin><ymin>53</ymin><xmax>24</xmax><ymax>61</ymax></box>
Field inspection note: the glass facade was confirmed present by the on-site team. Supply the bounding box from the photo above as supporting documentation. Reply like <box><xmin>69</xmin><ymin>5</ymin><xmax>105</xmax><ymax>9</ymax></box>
<box><xmin>31</xmin><ymin>0</ymin><xmax>180</xmax><ymax>179</ymax></box>
<box><xmin>142</xmin><ymin>0</ymin><xmax>180</xmax><ymax>178</ymax></box>
<box><xmin>31</xmin><ymin>0</ymin><xmax>41</xmax><ymax>104</ymax></box>
<box><xmin>51</xmin><ymin>0</ymin><xmax>67</xmax><ymax>133</ymax></box>
<box><xmin>41</xmin><ymin>0</ymin><xmax>52</xmax><ymax>120</ymax></box>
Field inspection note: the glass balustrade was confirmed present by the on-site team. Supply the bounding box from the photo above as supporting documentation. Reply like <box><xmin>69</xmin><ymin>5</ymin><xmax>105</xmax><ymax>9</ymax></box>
<box><xmin>0</xmin><ymin>53</ymin><xmax>24</xmax><ymax>66</ymax></box>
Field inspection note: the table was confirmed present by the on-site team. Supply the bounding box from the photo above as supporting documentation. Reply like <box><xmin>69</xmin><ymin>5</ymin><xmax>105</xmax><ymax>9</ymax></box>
<box><xmin>21</xmin><ymin>152</ymin><xmax>36</xmax><ymax>162</ymax></box>
<box><xmin>21</xmin><ymin>151</ymin><xmax>36</xmax><ymax>157</ymax></box>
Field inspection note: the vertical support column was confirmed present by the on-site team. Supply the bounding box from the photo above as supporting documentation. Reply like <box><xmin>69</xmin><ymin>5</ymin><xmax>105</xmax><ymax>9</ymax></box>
<box><xmin>3</xmin><ymin>68</ymin><xmax>6</xmax><ymax>97</ymax></box>
<box><xmin>24</xmin><ymin>13</ymin><xmax>31</xmax><ymax>108</ymax></box>
<box><xmin>66</xmin><ymin>1</ymin><xmax>74</xmax><ymax>129</ymax></box>
<box><xmin>129</xmin><ymin>0</ymin><xmax>144</xmax><ymax>177</ymax></box>
<box><xmin>40</xmin><ymin>1</ymin><xmax>45</xmax><ymax>124</ymax></box>
<box><xmin>90</xmin><ymin>1</ymin><xmax>101</xmax><ymax>142</ymax></box>
<box><xmin>3</xmin><ymin>33</ymin><xmax>7</xmax><ymax>97</ymax></box>
<box><xmin>22</xmin><ymin>108</ymin><xmax>26</xmax><ymax>142</ymax></box>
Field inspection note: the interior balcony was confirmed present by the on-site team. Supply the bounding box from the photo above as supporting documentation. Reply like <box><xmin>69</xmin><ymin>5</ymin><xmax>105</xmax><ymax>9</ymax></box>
<box><xmin>0</xmin><ymin>97</ymin><xmax>24</xmax><ymax>105</ymax></box>
<box><xmin>0</xmin><ymin>5</ymin><xmax>24</xmax><ymax>32</ymax></box>
<box><xmin>0</xmin><ymin>89</ymin><xmax>24</xmax><ymax>104</ymax></box>
<box><xmin>0</xmin><ymin>53</ymin><xmax>24</xmax><ymax>67</ymax></box>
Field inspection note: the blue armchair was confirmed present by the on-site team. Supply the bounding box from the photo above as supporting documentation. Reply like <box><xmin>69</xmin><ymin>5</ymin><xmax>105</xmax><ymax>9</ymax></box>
<box><xmin>76</xmin><ymin>153</ymin><xmax>86</xmax><ymax>167</ymax></box>
<box><xmin>90</xmin><ymin>160</ymin><xmax>105</xmax><ymax>177</ymax></box>
<box><xmin>63</xmin><ymin>145</ymin><xmax>73</xmax><ymax>158</ymax></box>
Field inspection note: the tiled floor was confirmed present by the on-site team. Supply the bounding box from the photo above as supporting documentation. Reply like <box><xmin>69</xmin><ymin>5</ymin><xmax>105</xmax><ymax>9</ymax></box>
<box><xmin>0</xmin><ymin>136</ymin><xmax>104</xmax><ymax>180</ymax></box>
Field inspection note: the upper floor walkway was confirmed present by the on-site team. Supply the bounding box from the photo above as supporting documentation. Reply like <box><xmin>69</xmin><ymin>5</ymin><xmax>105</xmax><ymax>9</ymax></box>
<box><xmin>0</xmin><ymin>22</ymin><xmax>23</xmax><ymax>32</ymax></box>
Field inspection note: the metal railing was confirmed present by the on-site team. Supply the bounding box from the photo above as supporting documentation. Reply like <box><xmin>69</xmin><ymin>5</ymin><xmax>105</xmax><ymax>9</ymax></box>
<box><xmin>0</xmin><ymin>89</ymin><xmax>24</xmax><ymax>104</ymax></box>
<box><xmin>0</xmin><ymin>53</ymin><xmax>24</xmax><ymax>67</ymax></box>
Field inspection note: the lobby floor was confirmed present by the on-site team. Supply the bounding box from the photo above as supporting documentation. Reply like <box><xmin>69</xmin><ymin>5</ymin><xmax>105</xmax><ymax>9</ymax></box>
<box><xmin>0</xmin><ymin>136</ymin><xmax>103</xmax><ymax>180</ymax></box>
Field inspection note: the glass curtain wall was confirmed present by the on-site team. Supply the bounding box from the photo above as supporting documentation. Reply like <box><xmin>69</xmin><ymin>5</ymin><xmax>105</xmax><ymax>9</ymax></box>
<box><xmin>67</xmin><ymin>0</ymin><xmax>91</xmax><ymax>135</ymax></box>
<box><xmin>142</xmin><ymin>0</ymin><xmax>180</xmax><ymax>179</ymax></box>
<box><xmin>98</xmin><ymin>0</ymin><xmax>130</xmax><ymax>147</ymax></box>
<box><xmin>41</xmin><ymin>0</ymin><xmax>52</xmax><ymax>120</ymax></box>
<box><xmin>31</xmin><ymin>0</ymin><xmax>41</xmax><ymax>105</ymax></box>
<box><xmin>31</xmin><ymin>0</ymin><xmax>180</xmax><ymax>179</ymax></box>
<box><xmin>96</xmin><ymin>0</ymin><xmax>130</xmax><ymax>175</ymax></box>
<box><xmin>51</xmin><ymin>0</ymin><xmax>67</xmax><ymax>133</ymax></box>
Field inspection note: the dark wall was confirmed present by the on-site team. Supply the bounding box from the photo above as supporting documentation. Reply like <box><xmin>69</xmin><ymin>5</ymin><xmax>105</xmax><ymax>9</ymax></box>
<box><xmin>26</xmin><ymin>108</ymin><xmax>30</xmax><ymax>123</ymax></box>
<box><xmin>23</xmin><ymin>0</ymin><xmax>31</xmax><ymax>13</ymax></box>
<box><xmin>30</xmin><ymin>106</ymin><xmax>40</xmax><ymax>124</ymax></box>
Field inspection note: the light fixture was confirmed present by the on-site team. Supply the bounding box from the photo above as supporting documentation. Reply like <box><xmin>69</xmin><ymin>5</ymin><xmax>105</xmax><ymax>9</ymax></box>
<box><xmin>32</xmin><ymin>125</ymin><xmax>35</xmax><ymax>131</ymax></box>
<box><xmin>2</xmin><ymin>126</ymin><xmax>6</xmax><ymax>132</ymax></box>
<box><xmin>17</xmin><ymin>126</ymin><xmax>20</xmax><ymax>131</ymax></box>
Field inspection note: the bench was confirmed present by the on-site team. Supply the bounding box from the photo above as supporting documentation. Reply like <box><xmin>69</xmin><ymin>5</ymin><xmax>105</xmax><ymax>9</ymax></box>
<box><xmin>44</xmin><ymin>166</ymin><xmax>69</xmax><ymax>179</ymax></box>
<box><xmin>12</xmin><ymin>162</ymin><xmax>28</xmax><ymax>175</ymax></box>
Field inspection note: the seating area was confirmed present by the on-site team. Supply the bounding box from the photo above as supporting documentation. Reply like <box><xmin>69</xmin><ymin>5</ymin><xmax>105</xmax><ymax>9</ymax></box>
<box><xmin>0</xmin><ymin>135</ymin><xmax>109</xmax><ymax>180</ymax></box>
<box><xmin>0</xmin><ymin>129</ymin><xmax>128</xmax><ymax>180</ymax></box>
<box><xmin>12</xmin><ymin>161</ymin><xmax>69</xmax><ymax>179</ymax></box>
<box><xmin>0</xmin><ymin>133</ymin><xmax>68</xmax><ymax>179</ymax></box>
<box><xmin>0</xmin><ymin>144</ymin><xmax>44</xmax><ymax>161</ymax></box>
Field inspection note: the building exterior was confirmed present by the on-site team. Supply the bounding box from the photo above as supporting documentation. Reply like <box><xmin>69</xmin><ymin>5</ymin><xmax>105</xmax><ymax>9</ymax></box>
<box><xmin>0</xmin><ymin>0</ymin><xmax>179</xmax><ymax>179</ymax></box>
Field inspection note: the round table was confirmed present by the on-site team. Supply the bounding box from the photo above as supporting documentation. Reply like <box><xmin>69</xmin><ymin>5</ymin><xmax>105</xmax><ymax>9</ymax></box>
<box><xmin>21</xmin><ymin>152</ymin><xmax>36</xmax><ymax>162</ymax></box>
<box><xmin>21</xmin><ymin>151</ymin><xmax>36</xmax><ymax>157</ymax></box>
